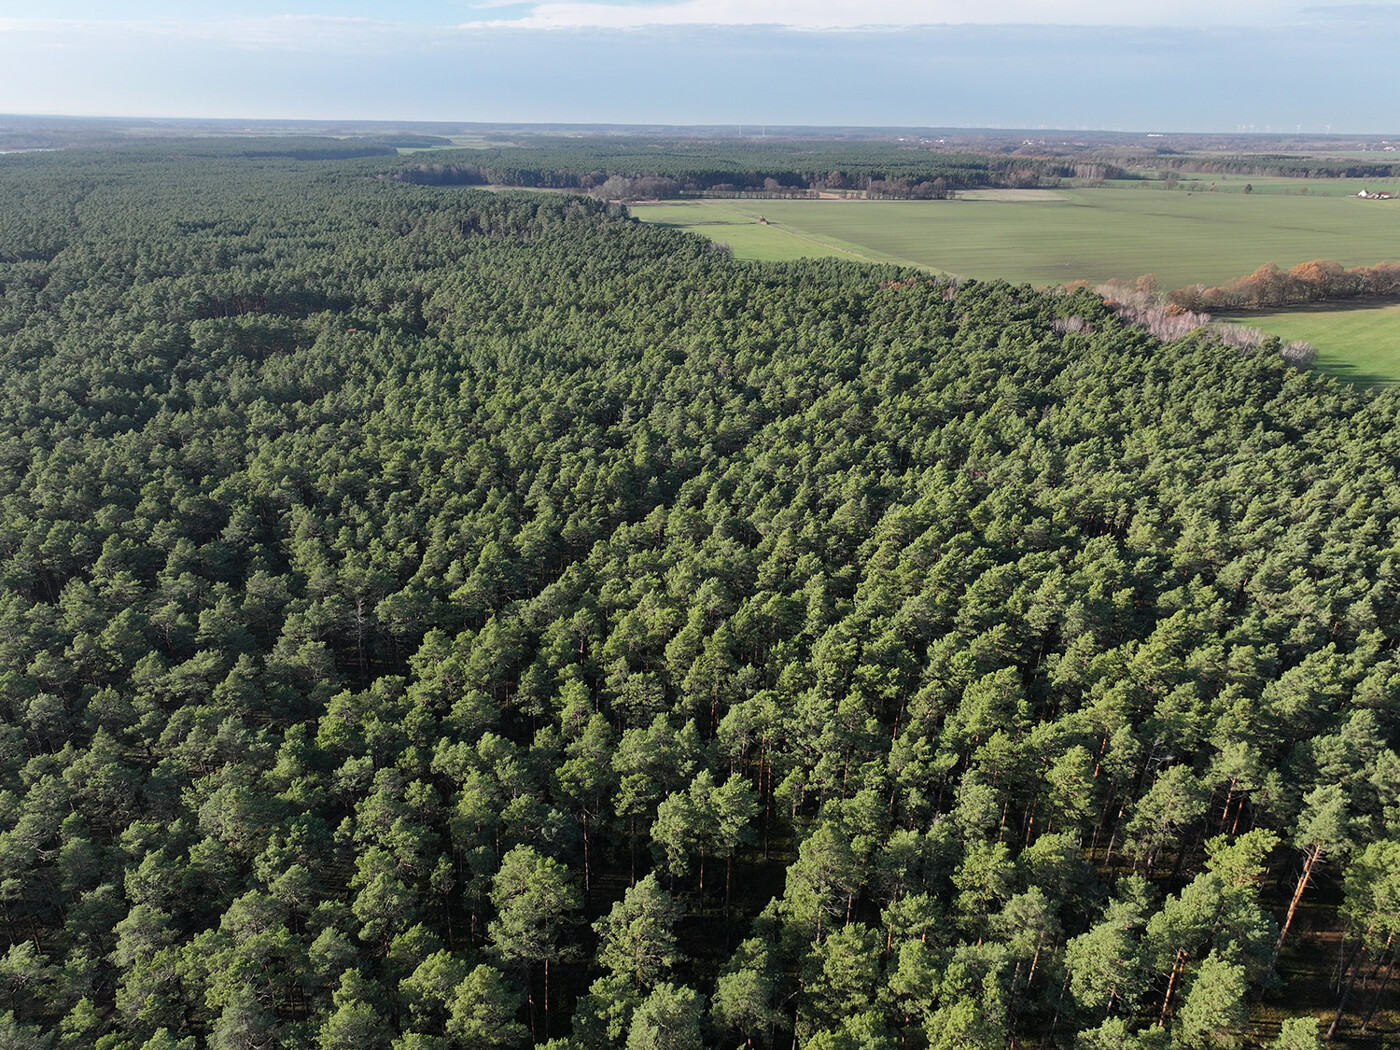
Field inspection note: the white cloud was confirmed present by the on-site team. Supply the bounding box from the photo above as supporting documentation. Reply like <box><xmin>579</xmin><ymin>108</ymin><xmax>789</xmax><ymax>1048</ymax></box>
<box><xmin>457</xmin><ymin>0</ymin><xmax>1377</xmax><ymax>28</ymax></box>
<box><xmin>0</xmin><ymin>0</ymin><xmax>1378</xmax><ymax>45</ymax></box>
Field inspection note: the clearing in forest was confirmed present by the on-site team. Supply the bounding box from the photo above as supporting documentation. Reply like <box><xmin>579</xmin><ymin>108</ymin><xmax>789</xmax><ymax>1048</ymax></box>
<box><xmin>632</xmin><ymin>187</ymin><xmax>1400</xmax><ymax>291</ymax></box>
<box><xmin>1219</xmin><ymin>300</ymin><xmax>1400</xmax><ymax>385</ymax></box>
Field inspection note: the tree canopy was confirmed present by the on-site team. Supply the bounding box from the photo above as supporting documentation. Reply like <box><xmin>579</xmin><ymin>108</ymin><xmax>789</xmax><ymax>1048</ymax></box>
<box><xmin>0</xmin><ymin>144</ymin><xmax>1394</xmax><ymax>1047</ymax></box>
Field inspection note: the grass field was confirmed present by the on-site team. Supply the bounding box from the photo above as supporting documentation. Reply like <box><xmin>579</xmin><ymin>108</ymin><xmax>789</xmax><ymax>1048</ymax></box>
<box><xmin>1114</xmin><ymin>173</ymin><xmax>1400</xmax><ymax>197</ymax></box>
<box><xmin>633</xmin><ymin>200</ymin><xmax>863</xmax><ymax>263</ymax></box>
<box><xmin>1219</xmin><ymin>301</ymin><xmax>1400</xmax><ymax>385</ymax></box>
<box><xmin>632</xmin><ymin>188</ymin><xmax>1400</xmax><ymax>290</ymax></box>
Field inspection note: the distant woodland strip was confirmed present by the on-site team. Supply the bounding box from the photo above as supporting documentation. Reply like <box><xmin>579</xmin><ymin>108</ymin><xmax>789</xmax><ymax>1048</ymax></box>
<box><xmin>1168</xmin><ymin>259</ymin><xmax>1400</xmax><ymax>312</ymax></box>
<box><xmin>1138</xmin><ymin>154</ymin><xmax>1400</xmax><ymax>179</ymax></box>
<box><xmin>390</xmin><ymin>142</ymin><xmax>1127</xmax><ymax>198</ymax></box>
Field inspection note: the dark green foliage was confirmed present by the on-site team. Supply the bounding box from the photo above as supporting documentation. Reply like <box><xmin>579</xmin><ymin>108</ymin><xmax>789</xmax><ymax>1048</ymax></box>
<box><xmin>388</xmin><ymin>136</ymin><xmax>1129</xmax><ymax>196</ymax></box>
<box><xmin>0</xmin><ymin>144</ymin><xmax>1394</xmax><ymax>1048</ymax></box>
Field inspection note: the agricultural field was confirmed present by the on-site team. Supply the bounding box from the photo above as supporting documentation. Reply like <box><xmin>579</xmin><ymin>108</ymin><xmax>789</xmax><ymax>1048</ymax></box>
<box><xmin>631</xmin><ymin>186</ymin><xmax>1400</xmax><ymax>290</ymax></box>
<box><xmin>1219</xmin><ymin>300</ymin><xmax>1400</xmax><ymax>385</ymax></box>
<box><xmin>1112</xmin><ymin>173</ymin><xmax>1400</xmax><ymax>196</ymax></box>
<box><xmin>627</xmin><ymin>200</ymin><xmax>860</xmax><ymax>263</ymax></box>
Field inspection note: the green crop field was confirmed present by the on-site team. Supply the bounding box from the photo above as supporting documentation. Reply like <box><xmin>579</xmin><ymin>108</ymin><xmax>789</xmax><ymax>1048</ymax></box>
<box><xmin>1147</xmin><ymin>173</ymin><xmax>1400</xmax><ymax>197</ymax></box>
<box><xmin>632</xmin><ymin>187</ymin><xmax>1400</xmax><ymax>290</ymax></box>
<box><xmin>632</xmin><ymin>200</ymin><xmax>859</xmax><ymax>263</ymax></box>
<box><xmin>1219</xmin><ymin>301</ymin><xmax>1400</xmax><ymax>385</ymax></box>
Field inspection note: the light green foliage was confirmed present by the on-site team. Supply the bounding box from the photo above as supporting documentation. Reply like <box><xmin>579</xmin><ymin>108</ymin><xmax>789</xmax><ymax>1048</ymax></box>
<box><xmin>991</xmin><ymin>886</ymin><xmax>1060</xmax><ymax>981</ymax></box>
<box><xmin>570</xmin><ymin>973</ymin><xmax>643</xmax><ymax>1047</ymax></box>
<box><xmin>923</xmin><ymin>967</ymin><xmax>1008</xmax><ymax>1050</ymax></box>
<box><xmin>1075</xmin><ymin>1017</ymin><xmax>1171</xmax><ymax>1049</ymax></box>
<box><xmin>885</xmin><ymin>936</ymin><xmax>940</xmax><ymax>1026</ymax></box>
<box><xmin>1203</xmin><ymin>830</ymin><xmax>1279</xmax><ymax>888</ymax></box>
<box><xmin>624</xmin><ymin>982</ymin><xmax>706</xmax><ymax>1050</ymax></box>
<box><xmin>782</xmin><ymin>823</ymin><xmax>862</xmax><ymax>942</ymax></box>
<box><xmin>391</xmin><ymin>1035</ymin><xmax>450</xmax><ymax>1050</ymax></box>
<box><xmin>1065</xmin><ymin>877</ymin><xmax>1155</xmax><ymax>1017</ymax></box>
<box><xmin>1172</xmin><ymin>951</ymin><xmax>1247</xmax><ymax>1048</ymax></box>
<box><xmin>556</xmin><ymin>712</ymin><xmax>617</xmax><ymax>816</ymax></box>
<box><xmin>58</xmin><ymin>999</ymin><xmax>103</xmax><ymax>1050</ymax></box>
<box><xmin>140</xmin><ymin>1030</ymin><xmax>196</xmax><ymax>1050</ymax></box>
<box><xmin>400</xmin><ymin>950</ymin><xmax>470</xmax><ymax>1031</ymax></box>
<box><xmin>1041</xmin><ymin>744</ymin><xmax>1096</xmax><ymax>832</ymax></box>
<box><xmin>209</xmin><ymin>987</ymin><xmax>281</xmax><ymax>1050</ymax></box>
<box><xmin>803</xmin><ymin>1011</ymin><xmax>898</xmax><ymax>1050</ymax></box>
<box><xmin>711</xmin><ymin>936</ymin><xmax>783</xmax><ymax>1046</ymax></box>
<box><xmin>650</xmin><ymin>772</ymin><xmax>716</xmax><ymax>881</ymax></box>
<box><xmin>1127</xmin><ymin>766</ymin><xmax>1209</xmax><ymax>869</ymax></box>
<box><xmin>1340</xmin><ymin>839</ymin><xmax>1400</xmax><ymax>947</ymax></box>
<box><xmin>317</xmin><ymin>969</ymin><xmax>392</xmax><ymax>1050</ymax></box>
<box><xmin>488</xmin><ymin>846</ymin><xmax>583</xmax><ymax>968</ymax></box>
<box><xmin>800</xmin><ymin>922</ymin><xmax>883</xmax><ymax>1034</ymax></box>
<box><xmin>1269</xmin><ymin>1017</ymin><xmax>1323</xmax><ymax>1050</ymax></box>
<box><xmin>953</xmin><ymin>841</ymin><xmax>1016</xmax><ymax>931</ymax></box>
<box><xmin>0</xmin><ymin>1011</ymin><xmax>53</xmax><ymax>1050</ymax></box>
<box><xmin>593</xmin><ymin>873</ymin><xmax>685</xmax><ymax>988</ymax></box>
<box><xmin>1155</xmin><ymin>874</ymin><xmax>1270</xmax><ymax>977</ymax></box>
<box><xmin>1292</xmin><ymin>784</ymin><xmax>1352</xmax><ymax>858</ymax></box>
<box><xmin>0</xmin><ymin>942</ymin><xmax>55</xmax><ymax>1020</ymax></box>
<box><xmin>710</xmin><ymin>774</ymin><xmax>760</xmax><ymax>862</ymax></box>
<box><xmin>445</xmin><ymin>965</ymin><xmax>528</xmax><ymax>1048</ymax></box>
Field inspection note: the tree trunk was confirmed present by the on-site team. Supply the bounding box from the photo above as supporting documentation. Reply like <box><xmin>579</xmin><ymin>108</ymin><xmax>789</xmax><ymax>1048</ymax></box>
<box><xmin>725</xmin><ymin>855</ymin><xmax>733</xmax><ymax>924</ymax></box>
<box><xmin>1327</xmin><ymin>943</ymin><xmax>1368</xmax><ymax>1041</ymax></box>
<box><xmin>1103</xmin><ymin>803</ymin><xmax>1126</xmax><ymax>871</ymax></box>
<box><xmin>582</xmin><ymin>813</ymin><xmax>591</xmax><ymax>894</ymax></box>
<box><xmin>1047</xmin><ymin>971</ymin><xmax>1072</xmax><ymax>1041</ymax></box>
<box><xmin>1359</xmin><ymin>933</ymin><xmax>1396</xmax><ymax>1034</ymax></box>
<box><xmin>1027</xmin><ymin>939</ymin><xmax>1043</xmax><ymax>987</ymax></box>
<box><xmin>1277</xmin><ymin>844</ymin><xmax>1323</xmax><ymax>955</ymax></box>
<box><xmin>1159</xmin><ymin>947</ymin><xmax>1188</xmax><ymax>1026</ymax></box>
<box><xmin>1220</xmin><ymin>780</ymin><xmax>1235</xmax><ymax>832</ymax></box>
<box><xmin>760</xmin><ymin>738</ymin><xmax>770</xmax><ymax>861</ymax></box>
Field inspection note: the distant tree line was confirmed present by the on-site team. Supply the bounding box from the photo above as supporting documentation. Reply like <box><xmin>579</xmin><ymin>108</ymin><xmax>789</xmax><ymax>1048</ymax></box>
<box><xmin>153</xmin><ymin>137</ymin><xmax>409</xmax><ymax>161</ymax></box>
<box><xmin>1169</xmin><ymin>259</ymin><xmax>1400</xmax><ymax>312</ymax></box>
<box><xmin>389</xmin><ymin>139</ymin><xmax>1130</xmax><ymax>197</ymax></box>
<box><xmin>1097</xmin><ymin>153</ymin><xmax>1400</xmax><ymax>180</ymax></box>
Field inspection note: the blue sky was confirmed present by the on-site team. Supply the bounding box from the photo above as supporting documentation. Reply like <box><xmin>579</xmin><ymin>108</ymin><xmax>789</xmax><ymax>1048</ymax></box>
<box><xmin>1</xmin><ymin>1</ymin><xmax>1397</xmax><ymax>131</ymax></box>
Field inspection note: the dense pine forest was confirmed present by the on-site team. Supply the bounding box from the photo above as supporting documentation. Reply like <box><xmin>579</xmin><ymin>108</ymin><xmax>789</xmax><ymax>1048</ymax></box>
<box><xmin>0</xmin><ymin>145</ymin><xmax>1397</xmax><ymax>1050</ymax></box>
<box><xmin>388</xmin><ymin>138</ymin><xmax>1126</xmax><ymax>197</ymax></box>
